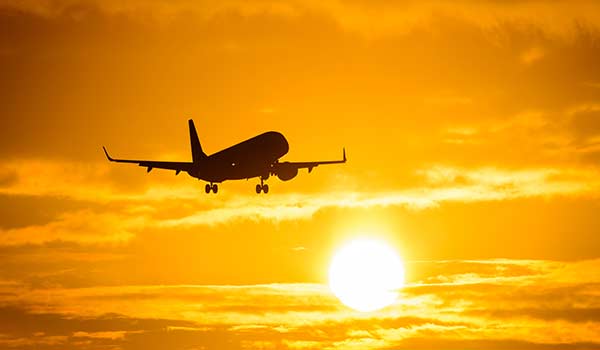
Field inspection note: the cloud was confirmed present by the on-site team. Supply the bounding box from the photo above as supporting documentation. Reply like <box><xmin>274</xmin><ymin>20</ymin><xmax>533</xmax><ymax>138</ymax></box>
<box><xmin>0</xmin><ymin>2</ymin><xmax>598</xmax><ymax>348</ymax></box>
<box><xmin>0</xmin><ymin>194</ymin><xmax>94</xmax><ymax>230</ymax></box>
<box><xmin>521</xmin><ymin>46</ymin><xmax>546</xmax><ymax>65</ymax></box>
<box><xmin>569</xmin><ymin>104</ymin><xmax>600</xmax><ymax>142</ymax></box>
<box><xmin>0</xmin><ymin>210</ymin><xmax>140</xmax><ymax>245</ymax></box>
<box><xmin>158</xmin><ymin>166</ymin><xmax>599</xmax><ymax>227</ymax></box>
<box><xmin>0</xmin><ymin>306</ymin><xmax>200</xmax><ymax>349</ymax></box>
<box><xmin>0</xmin><ymin>168</ymin><xmax>17</xmax><ymax>187</ymax></box>
<box><xmin>0</xmin><ymin>156</ymin><xmax>598</xmax><ymax>247</ymax></box>
<box><xmin>0</xmin><ymin>259</ymin><xmax>599</xmax><ymax>349</ymax></box>
<box><xmin>5</xmin><ymin>0</ymin><xmax>600</xmax><ymax>37</ymax></box>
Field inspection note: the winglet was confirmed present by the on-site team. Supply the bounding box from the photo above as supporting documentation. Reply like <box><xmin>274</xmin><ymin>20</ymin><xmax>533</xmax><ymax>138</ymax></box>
<box><xmin>343</xmin><ymin>147</ymin><xmax>347</xmax><ymax>162</ymax></box>
<box><xmin>102</xmin><ymin>146</ymin><xmax>114</xmax><ymax>161</ymax></box>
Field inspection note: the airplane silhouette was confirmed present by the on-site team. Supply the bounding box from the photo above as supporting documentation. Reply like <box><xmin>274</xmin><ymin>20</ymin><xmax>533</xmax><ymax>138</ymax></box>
<box><xmin>103</xmin><ymin>119</ymin><xmax>346</xmax><ymax>194</ymax></box>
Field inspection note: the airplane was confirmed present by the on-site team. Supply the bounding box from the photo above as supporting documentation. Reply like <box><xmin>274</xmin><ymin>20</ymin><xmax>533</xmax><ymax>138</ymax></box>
<box><xmin>103</xmin><ymin>119</ymin><xmax>346</xmax><ymax>194</ymax></box>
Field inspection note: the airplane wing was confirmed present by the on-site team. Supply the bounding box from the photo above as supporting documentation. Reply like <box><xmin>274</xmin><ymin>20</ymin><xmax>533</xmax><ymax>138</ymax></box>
<box><xmin>102</xmin><ymin>147</ymin><xmax>193</xmax><ymax>174</ymax></box>
<box><xmin>284</xmin><ymin>148</ymin><xmax>347</xmax><ymax>173</ymax></box>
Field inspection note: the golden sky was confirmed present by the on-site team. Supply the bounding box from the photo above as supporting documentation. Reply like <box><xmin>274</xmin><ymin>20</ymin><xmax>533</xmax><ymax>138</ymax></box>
<box><xmin>1</xmin><ymin>0</ymin><xmax>600</xmax><ymax>349</ymax></box>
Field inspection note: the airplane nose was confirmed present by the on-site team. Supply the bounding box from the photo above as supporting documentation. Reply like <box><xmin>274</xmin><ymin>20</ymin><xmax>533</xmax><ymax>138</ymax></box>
<box><xmin>277</xmin><ymin>133</ymin><xmax>289</xmax><ymax>156</ymax></box>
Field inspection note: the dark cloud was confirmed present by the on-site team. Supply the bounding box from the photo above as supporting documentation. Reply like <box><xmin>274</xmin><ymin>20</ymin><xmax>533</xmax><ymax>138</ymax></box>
<box><xmin>0</xmin><ymin>169</ymin><xmax>17</xmax><ymax>187</ymax></box>
<box><xmin>385</xmin><ymin>338</ymin><xmax>600</xmax><ymax>350</ymax></box>
<box><xmin>0</xmin><ymin>306</ymin><xmax>199</xmax><ymax>349</ymax></box>
<box><xmin>0</xmin><ymin>305</ymin><xmax>468</xmax><ymax>350</ymax></box>
<box><xmin>1</xmin><ymin>305</ymin><xmax>596</xmax><ymax>350</ymax></box>
<box><xmin>0</xmin><ymin>306</ymin><xmax>194</xmax><ymax>336</ymax></box>
<box><xmin>468</xmin><ymin>307</ymin><xmax>600</xmax><ymax>323</ymax></box>
<box><xmin>405</xmin><ymin>281</ymin><xmax>600</xmax><ymax>325</ymax></box>
<box><xmin>570</xmin><ymin>108</ymin><xmax>600</xmax><ymax>140</ymax></box>
<box><xmin>123</xmin><ymin>328</ymin><xmax>244</xmax><ymax>350</ymax></box>
<box><xmin>0</xmin><ymin>241</ymin><xmax>128</xmax><ymax>288</ymax></box>
<box><xmin>0</xmin><ymin>194</ymin><xmax>92</xmax><ymax>229</ymax></box>
<box><xmin>123</xmin><ymin>315</ymin><xmax>471</xmax><ymax>350</ymax></box>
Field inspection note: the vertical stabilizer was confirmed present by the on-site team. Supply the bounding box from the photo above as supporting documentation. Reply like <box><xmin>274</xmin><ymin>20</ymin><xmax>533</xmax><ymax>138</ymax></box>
<box><xmin>188</xmin><ymin>119</ymin><xmax>206</xmax><ymax>163</ymax></box>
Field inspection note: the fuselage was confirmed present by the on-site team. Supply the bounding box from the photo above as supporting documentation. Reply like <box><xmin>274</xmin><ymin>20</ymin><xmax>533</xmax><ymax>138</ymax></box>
<box><xmin>188</xmin><ymin>131</ymin><xmax>289</xmax><ymax>182</ymax></box>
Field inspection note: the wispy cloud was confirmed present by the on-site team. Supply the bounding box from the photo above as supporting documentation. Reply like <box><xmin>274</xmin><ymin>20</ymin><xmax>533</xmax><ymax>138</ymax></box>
<box><xmin>521</xmin><ymin>47</ymin><xmax>546</xmax><ymax>65</ymax></box>
<box><xmin>0</xmin><ymin>158</ymin><xmax>598</xmax><ymax>245</ymax></box>
<box><xmin>159</xmin><ymin>166</ymin><xmax>599</xmax><ymax>227</ymax></box>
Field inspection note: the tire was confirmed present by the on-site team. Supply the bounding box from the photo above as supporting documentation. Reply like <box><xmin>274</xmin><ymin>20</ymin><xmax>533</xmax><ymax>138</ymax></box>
<box><xmin>212</xmin><ymin>184</ymin><xmax>218</xmax><ymax>193</ymax></box>
<box><xmin>205</xmin><ymin>184</ymin><xmax>211</xmax><ymax>194</ymax></box>
<box><xmin>256</xmin><ymin>184</ymin><xmax>262</xmax><ymax>194</ymax></box>
<box><xmin>262</xmin><ymin>184</ymin><xmax>269</xmax><ymax>194</ymax></box>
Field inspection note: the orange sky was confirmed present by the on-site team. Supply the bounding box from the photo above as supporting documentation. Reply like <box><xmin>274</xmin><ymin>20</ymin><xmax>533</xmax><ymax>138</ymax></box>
<box><xmin>1</xmin><ymin>0</ymin><xmax>600</xmax><ymax>349</ymax></box>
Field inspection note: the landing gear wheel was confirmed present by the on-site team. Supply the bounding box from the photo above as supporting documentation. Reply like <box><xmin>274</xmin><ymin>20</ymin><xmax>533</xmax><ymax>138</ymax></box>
<box><xmin>205</xmin><ymin>184</ymin><xmax>211</xmax><ymax>194</ymax></box>
<box><xmin>256</xmin><ymin>184</ymin><xmax>262</xmax><ymax>194</ymax></box>
<box><xmin>212</xmin><ymin>184</ymin><xmax>218</xmax><ymax>193</ymax></box>
<box><xmin>262</xmin><ymin>184</ymin><xmax>269</xmax><ymax>194</ymax></box>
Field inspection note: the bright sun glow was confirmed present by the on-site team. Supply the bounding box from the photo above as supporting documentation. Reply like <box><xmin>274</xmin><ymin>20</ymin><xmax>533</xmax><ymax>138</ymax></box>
<box><xmin>328</xmin><ymin>238</ymin><xmax>405</xmax><ymax>312</ymax></box>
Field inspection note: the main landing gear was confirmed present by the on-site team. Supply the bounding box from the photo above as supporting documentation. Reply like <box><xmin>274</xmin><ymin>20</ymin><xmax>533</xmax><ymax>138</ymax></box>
<box><xmin>205</xmin><ymin>183</ymin><xmax>218</xmax><ymax>194</ymax></box>
<box><xmin>255</xmin><ymin>178</ymin><xmax>269</xmax><ymax>194</ymax></box>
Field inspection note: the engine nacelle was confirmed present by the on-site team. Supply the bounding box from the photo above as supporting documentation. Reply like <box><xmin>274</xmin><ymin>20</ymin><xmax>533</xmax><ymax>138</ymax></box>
<box><xmin>276</xmin><ymin>162</ymin><xmax>298</xmax><ymax>181</ymax></box>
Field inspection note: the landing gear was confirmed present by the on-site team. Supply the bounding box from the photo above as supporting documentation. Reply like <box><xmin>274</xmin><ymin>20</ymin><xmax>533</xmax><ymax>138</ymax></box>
<box><xmin>255</xmin><ymin>178</ymin><xmax>269</xmax><ymax>194</ymax></box>
<box><xmin>205</xmin><ymin>183</ymin><xmax>218</xmax><ymax>194</ymax></box>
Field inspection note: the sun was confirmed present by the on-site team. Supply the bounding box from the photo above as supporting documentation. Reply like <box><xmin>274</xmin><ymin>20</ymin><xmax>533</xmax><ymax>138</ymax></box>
<box><xmin>328</xmin><ymin>238</ymin><xmax>405</xmax><ymax>312</ymax></box>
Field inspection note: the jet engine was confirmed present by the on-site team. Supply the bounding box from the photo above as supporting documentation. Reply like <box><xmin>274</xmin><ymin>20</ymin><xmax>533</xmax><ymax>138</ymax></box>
<box><xmin>275</xmin><ymin>162</ymin><xmax>298</xmax><ymax>181</ymax></box>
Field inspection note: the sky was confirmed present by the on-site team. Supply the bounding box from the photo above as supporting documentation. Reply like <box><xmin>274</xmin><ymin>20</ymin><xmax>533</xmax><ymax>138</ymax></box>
<box><xmin>1</xmin><ymin>0</ymin><xmax>600</xmax><ymax>349</ymax></box>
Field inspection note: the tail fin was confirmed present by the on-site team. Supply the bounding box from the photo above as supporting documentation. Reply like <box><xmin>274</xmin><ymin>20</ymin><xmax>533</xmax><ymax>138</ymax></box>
<box><xmin>188</xmin><ymin>119</ymin><xmax>207</xmax><ymax>163</ymax></box>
